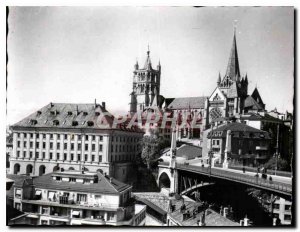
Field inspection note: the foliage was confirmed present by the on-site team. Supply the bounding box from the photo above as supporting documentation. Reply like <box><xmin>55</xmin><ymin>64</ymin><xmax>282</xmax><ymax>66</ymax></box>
<box><xmin>139</xmin><ymin>129</ymin><xmax>170</xmax><ymax>169</ymax></box>
<box><xmin>264</xmin><ymin>156</ymin><xmax>289</xmax><ymax>171</ymax></box>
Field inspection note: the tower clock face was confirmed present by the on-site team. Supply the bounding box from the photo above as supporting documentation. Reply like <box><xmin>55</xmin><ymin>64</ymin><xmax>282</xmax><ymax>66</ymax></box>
<box><xmin>210</xmin><ymin>107</ymin><xmax>222</xmax><ymax>120</ymax></box>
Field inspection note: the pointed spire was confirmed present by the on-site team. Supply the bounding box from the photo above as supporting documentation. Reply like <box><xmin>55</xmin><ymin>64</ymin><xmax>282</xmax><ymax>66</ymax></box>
<box><xmin>217</xmin><ymin>72</ymin><xmax>221</xmax><ymax>85</ymax></box>
<box><xmin>144</xmin><ymin>45</ymin><xmax>152</xmax><ymax>70</ymax></box>
<box><xmin>245</xmin><ymin>73</ymin><xmax>248</xmax><ymax>84</ymax></box>
<box><xmin>225</xmin><ymin>26</ymin><xmax>240</xmax><ymax>81</ymax></box>
<box><xmin>134</xmin><ymin>59</ymin><xmax>139</xmax><ymax>70</ymax></box>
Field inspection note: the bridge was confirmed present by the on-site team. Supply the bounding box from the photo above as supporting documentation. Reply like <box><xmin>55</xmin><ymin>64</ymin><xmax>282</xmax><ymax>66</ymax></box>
<box><xmin>158</xmin><ymin>162</ymin><xmax>292</xmax><ymax>199</ymax></box>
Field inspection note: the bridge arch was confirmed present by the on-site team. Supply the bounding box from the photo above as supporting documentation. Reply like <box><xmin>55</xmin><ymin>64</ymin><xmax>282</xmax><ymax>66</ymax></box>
<box><xmin>13</xmin><ymin>163</ymin><xmax>20</xmax><ymax>174</ymax></box>
<box><xmin>158</xmin><ymin>171</ymin><xmax>171</xmax><ymax>189</ymax></box>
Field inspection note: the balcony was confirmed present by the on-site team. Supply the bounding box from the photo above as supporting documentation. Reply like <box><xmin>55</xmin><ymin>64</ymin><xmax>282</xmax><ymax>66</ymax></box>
<box><xmin>22</xmin><ymin>198</ymin><xmax>120</xmax><ymax>211</ymax></box>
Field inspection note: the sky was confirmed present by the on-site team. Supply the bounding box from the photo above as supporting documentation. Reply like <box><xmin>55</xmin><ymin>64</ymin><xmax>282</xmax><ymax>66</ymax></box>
<box><xmin>7</xmin><ymin>6</ymin><xmax>294</xmax><ymax>125</ymax></box>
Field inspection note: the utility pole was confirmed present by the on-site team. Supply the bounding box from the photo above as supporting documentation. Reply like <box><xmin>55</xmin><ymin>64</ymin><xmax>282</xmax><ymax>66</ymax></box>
<box><xmin>275</xmin><ymin>124</ymin><xmax>280</xmax><ymax>176</ymax></box>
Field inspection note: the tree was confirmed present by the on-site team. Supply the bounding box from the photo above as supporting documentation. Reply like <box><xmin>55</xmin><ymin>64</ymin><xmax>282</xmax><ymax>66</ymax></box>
<box><xmin>140</xmin><ymin>129</ymin><xmax>170</xmax><ymax>169</ymax></box>
<box><xmin>264</xmin><ymin>156</ymin><xmax>289</xmax><ymax>171</ymax></box>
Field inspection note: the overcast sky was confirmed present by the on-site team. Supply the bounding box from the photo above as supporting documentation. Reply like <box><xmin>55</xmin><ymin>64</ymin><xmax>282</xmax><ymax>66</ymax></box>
<box><xmin>7</xmin><ymin>6</ymin><xmax>294</xmax><ymax>125</ymax></box>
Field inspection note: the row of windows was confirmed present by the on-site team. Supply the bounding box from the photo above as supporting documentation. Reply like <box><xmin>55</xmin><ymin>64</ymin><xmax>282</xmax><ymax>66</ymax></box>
<box><xmin>17</xmin><ymin>133</ymin><xmax>103</xmax><ymax>141</ymax></box>
<box><xmin>111</xmin><ymin>153</ymin><xmax>136</xmax><ymax>162</ymax></box>
<box><xmin>16</xmin><ymin>151</ymin><xmax>102</xmax><ymax>162</ymax></box>
<box><xmin>17</xmin><ymin>141</ymin><xmax>103</xmax><ymax>152</ymax></box>
<box><xmin>111</xmin><ymin>144</ymin><xmax>138</xmax><ymax>153</ymax></box>
<box><xmin>111</xmin><ymin>136</ymin><xmax>139</xmax><ymax>143</ymax></box>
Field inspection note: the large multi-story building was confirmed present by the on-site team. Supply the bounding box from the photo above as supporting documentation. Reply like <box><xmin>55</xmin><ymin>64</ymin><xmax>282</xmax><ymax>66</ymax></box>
<box><xmin>9</xmin><ymin>102</ymin><xmax>143</xmax><ymax>182</ymax></box>
<box><xmin>8</xmin><ymin>170</ymin><xmax>146</xmax><ymax>226</ymax></box>
<box><xmin>272</xmin><ymin>197</ymin><xmax>292</xmax><ymax>225</ymax></box>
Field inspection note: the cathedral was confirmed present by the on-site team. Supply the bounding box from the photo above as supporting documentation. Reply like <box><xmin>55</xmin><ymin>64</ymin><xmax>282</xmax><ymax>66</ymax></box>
<box><xmin>129</xmin><ymin>29</ymin><xmax>290</xmax><ymax>154</ymax></box>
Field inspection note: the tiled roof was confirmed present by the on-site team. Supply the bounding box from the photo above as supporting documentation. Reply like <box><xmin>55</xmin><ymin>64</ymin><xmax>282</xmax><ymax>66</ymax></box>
<box><xmin>10</xmin><ymin>171</ymin><xmax>130</xmax><ymax>195</ymax></box>
<box><xmin>167</xmin><ymin>97</ymin><xmax>207</xmax><ymax>110</ymax></box>
<box><xmin>33</xmin><ymin>171</ymin><xmax>130</xmax><ymax>194</ymax></box>
<box><xmin>176</xmin><ymin>145</ymin><xmax>202</xmax><ymax>160</ymax></box>
<box><xmin>244</xmin><ymin>96</ymin><xmax>263</xmax><ymax>110</ymax></box>
<box><xmin>241</xmin><ymin>113</ymin><xmax>282</xmax><ymax>123</ymax></box>
<box><xmin>11</xmin><ymin>103</ymin><xmax>142</xmax><ymax>132</ymax></box>
<box><xmin>208</xmin><ymin>122</ymin><xmax>271</xmax><ymax>139</ymax></box>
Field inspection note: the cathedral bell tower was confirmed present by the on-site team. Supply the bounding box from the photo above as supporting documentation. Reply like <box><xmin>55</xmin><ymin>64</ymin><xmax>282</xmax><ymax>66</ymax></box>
<box><xmin>129</xmin><ymin>47</ymin><xmax>161</xmax><ymax>113</ymax></box>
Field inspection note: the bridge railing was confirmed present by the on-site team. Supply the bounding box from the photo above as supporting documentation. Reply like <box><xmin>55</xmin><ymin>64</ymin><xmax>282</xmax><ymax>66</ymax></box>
<box><xmin>176</xmin><ymin>164</ymin><xmax>292</xmax><ymax>195</ymax></box>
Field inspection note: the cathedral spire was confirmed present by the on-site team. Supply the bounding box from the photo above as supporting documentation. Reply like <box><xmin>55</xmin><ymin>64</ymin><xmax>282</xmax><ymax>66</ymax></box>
<box><xmin>225</xmin><ymin>27</ymin><xmax>240</xmax><ymax>81</ymax></box>
<box><xmin>217</xmin><ymin>72</ymin><xmax>221</xmax><ymax>85</ymax></box>
<box><xmin>144</xmin><ymin>45</ymin><xmax>152</xmax><ymax>70</ymax></box>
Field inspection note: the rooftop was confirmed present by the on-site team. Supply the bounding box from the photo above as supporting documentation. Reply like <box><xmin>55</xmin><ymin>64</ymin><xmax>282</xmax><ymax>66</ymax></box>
<box><xmin>10</xmin><ymin>171</ymin><xmax>131</xmax><ymax>195</ymax></box>
<box><xmin>166</xmin><ymin>97</ymin><xmax>207</xmax><ymax>110</ymax></box>
<box><xmin>11</xmin><ymin>102</ymin><xmax>143</xmax><ymax>133</ymax></box>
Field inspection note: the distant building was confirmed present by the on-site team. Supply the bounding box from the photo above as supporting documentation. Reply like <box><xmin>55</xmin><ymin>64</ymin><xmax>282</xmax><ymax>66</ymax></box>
<box><xmin>8</xmin><ymin>170</ymin><xmax>146</xmax><ymax>226</ymax></box>
<box><xmin>9</xmin><ymin>102</ymin><xmax>143</xmax><ymax>182</ymax></box>
<box><xmin>202</xmin><ymin>122</ymin><xmax>271</xmax><ymax>167</ymax></box>
<box><xmin>272</xmin><ymin>197</ymin><xmax>292</xmax><ymax>225</ymax></box>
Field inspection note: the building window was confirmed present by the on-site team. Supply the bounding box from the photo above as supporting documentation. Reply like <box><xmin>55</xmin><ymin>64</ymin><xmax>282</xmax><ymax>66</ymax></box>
<box><xmin>94</xmin><ymin>194</ymin><xmax>102</xmax><ymax>200</ymax></box>
<box><xmin>23</xmin><ymin>142</ymin><xmax>26</xmax><ymax>148</ymax></box>
<box><xmin>50</xmin><ymin>134</ymin><xmax>53</xmax><ymax>139</ymax></box>
<box><xmin>78</xmin><ymin>135</ymin><xmax>81</xmax><ymax>140</ymax></box>
<box><xmin>77</xmin><ymin>154</ymin><xmax>81</xmax><ymax>161</ymax></box>
<box><xmin>92</xmin><ymin>155</ymin><xmax>95</xmax><ymax>162</ymax></box>
<box><xmin>92</xmin><ymin>144</ymin><xmax>95</xmax><ymax>151</ymax></box>
<box><xmin>43</xmin><ymin>134</ymin><xmax>46</xmax><ymax>139</ymax></box>
<box><xmin>78</xmin><ymin>143</ymin><xmax>82</xmax><ymax>149</ymax></box>
<box><xmin>92</xmin><ymin>135</ymin><xmax>95</xmax><ymax>140</ymax></box>
<box><xmin>17</xmin><ymin>151</ymin><xmax>20</xmax><ymax>158</ymax></box>
<box><xmin>15</xmin><ymin>189</ymin><xmax>22</xmax><ymax>198</ymax></box>
<box><xmin>85</xmin><ymin>135</ymin><xmax>89</xmax><ymax>140</ymax></box>
<box><xmin>17</xmin><ymin>141</ymin><xmax>20</xmax><ymax>148</ymax></box>
<box><xmin>107</xmin><ymin>212</ymin><xmax>115</xmax><ymax>221</ymax></box>
<box><xmin>99</xmin><ymin>145</ymin><xmax>103</xmax><ymax>152</ymax></box>
<box><xmin>285</xmin><ymin>205</ymin><xmax>291</xmax><ymax>211</ymax></box>
<box><xmin>111</xmin><ymin>145</ymin><xmax>113</xmax><ymax>152</ymax></box>
<box><xmin>64</xmin><ymin>143</ymin><xmax>67</xmax><ymax>150</ymax></box>
<box><xmin>15</xmin><ymin>203</ymin><xmax>21</xmax><ymax>211</ymax></box>
<box><xmin>36</xmin><ymin>134</ymin><xmax>39</xmax><ymax>139</ymax></box>
<box><xmin>274</xmin><ymin>204</ymin><xmax>280</xmax><ymax>210</ymax></box>
<box><xmin>30</xmin><ymin>152</ymin><xmax>33</xmax><ymax>158</ymax></box>
<box><xmin>64</xmin><ymin>134</ymin><xmax>68</xmax><ymax>140</ymax></box>
<box><xmin>85</xmin><ymin>144</ymin><xmax>88</xmax><ymax>151</ymax></box>
<box><xmin>36</xmin><ymin>142</ymin><xmax>39</xmax><ymax>148</ymax></box>
<box><xmin>42</xmin><ymin>152</ymin><xmax>46</xmax><ymax>159</ymax></box>
<box><xmin>71</xmin><ymin>154</ymin><xmax>74</xmax><ymax>161</ymax></box>
<box><xmin>71</xmin><ymin>143</ymin><xmax>74</xmax><ymax>150</ymax></box>
<box><xmin>24</xmin><ymin>133</ymin><xmax>27</xmax><ymax>138</ymax></box>
<box><xmin>50</xmin><ymin>142</ymin><xmax>53</xmax><ymax>149</ymax></box>
<box><xmin>99</xmin><ymin>156</ymin><xmax>102</xmax><ymax>162</ymax></box>
<box><xmin>70</xmin><ymin>178</ymin><xmax>76</xmax><ymax>182</ymax></box>
<box><xmin>284</xmin><ymin>214</ymin><xmax>291</xmax><ymax>221</ymax></box>
<box><xmin>85</xmin><ymin>154</ymin><xmax>88</xmax><ymax>161</ymax></box>
<box><xmin>64</xmin><ymin>153</ymin><xmax>67</xmax><ymax>160</ymax></box>
<box><xmin>57</xmin><ymin>143</ymin><xmax>60</xmax><ymax>149</ymax></box>
<box><xmin>99</xmin><ymin>136</ymin><xmax>103</xmax><ymax>141</ymax></box>
<box><xmin>112</xmin><ymin>136</ymin><xmax>114</xmax><ymax>142</ymax></box>
<box><xmin>77</xmin><ymin>194</ymin><xmax>87</xmax><ymax>203</ymax></box>
<box><xmin>42</xmin><ymin>207</ymin><xmax>49</xmax><ymax>215</ymax></box>
<box><xmin>43</xmin><ymin>142</ymin><xmax>46</xmax><ymax>149</ymax></box>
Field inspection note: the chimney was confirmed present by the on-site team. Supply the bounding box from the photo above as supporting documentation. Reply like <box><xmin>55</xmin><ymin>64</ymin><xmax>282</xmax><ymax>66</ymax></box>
<box><xmin>102</xmin><ymin>102</ymin><xmax>106</xmax><ymax>109</ymax></box>
<box><xmin>94</xmin><ymin>99</ymin><xmax>97</xmax><ymax>108</ymax></box>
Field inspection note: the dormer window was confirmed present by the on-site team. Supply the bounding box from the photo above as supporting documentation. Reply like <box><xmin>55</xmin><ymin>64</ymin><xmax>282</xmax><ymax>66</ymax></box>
<box><xmin>29</xmin><ymin>119</ymin><xmax>37</xmax><ymax>125</ymax></box>
<box><xmin>53</xmin><ymin>120</ymin><xmax>59</xmax><ymax>126</ymax></box>
<box><xmin>83</xmin><ymin>112</ymin><xmax>88</xmax><ymax>116</ymax></box>
<box><xmin>67</xmin><ymin>111</ymin><xmax>73</xmax><ymax>116</ymax></box>
<box><xmin>95</xmin><ymin>112</ymin><xmax>100</xmax><ymax>116</ymax></box>
<box><xmin>36</xmin><ymin>111</ymin><xmax>42</xmax><ymax>116</ymax></box>
<box><xmin>87</xmin><ymin>121</ymin><xmax>94</xmax><ymax>127</ymax></box>
<box><xmin>72</xmin><ymin>121</ymin><xmax>78</xmax><ymax>126</ymax></box>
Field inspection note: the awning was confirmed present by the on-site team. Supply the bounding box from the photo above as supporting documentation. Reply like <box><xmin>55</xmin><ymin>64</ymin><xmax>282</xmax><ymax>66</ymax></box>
<box><xmin>72</xmin><ymin>211</ymin><xmax>80</xmax><ymax>216</ymax></box>
<box><xmin>35</xmin><ymin>190</ymin><xmax>42</xmax><ymax>196</ymax></box>
<box><xmin>16</xmin><ymin>189</ymin><xmax>22</xmax><ymax>195</ymax></box>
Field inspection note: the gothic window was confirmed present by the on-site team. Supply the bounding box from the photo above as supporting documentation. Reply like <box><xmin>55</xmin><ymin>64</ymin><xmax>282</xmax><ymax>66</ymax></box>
<box><xmin>209</xmin><ymin>108</ymin><xmax>222</xmax><ymax>120</ymax></box>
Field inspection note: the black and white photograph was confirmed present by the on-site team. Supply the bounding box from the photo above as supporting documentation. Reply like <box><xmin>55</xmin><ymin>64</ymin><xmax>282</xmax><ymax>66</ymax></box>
<box><xmin>5</xmin><ymin>5</ymin><xmax>295</xmax><ymax>227</ymax></box>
